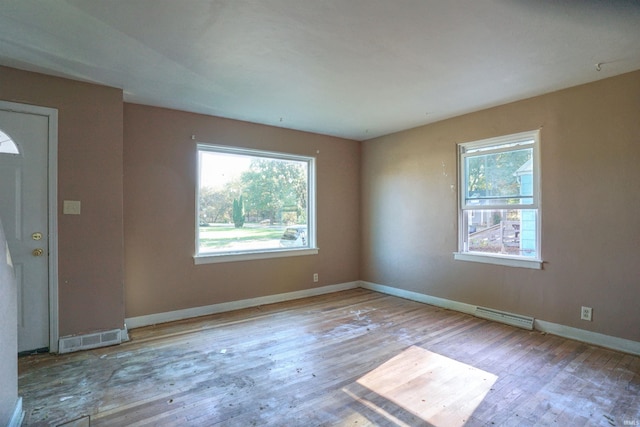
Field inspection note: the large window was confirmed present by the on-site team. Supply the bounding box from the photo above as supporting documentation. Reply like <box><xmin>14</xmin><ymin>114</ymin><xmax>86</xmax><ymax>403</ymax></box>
<box><xmin>455</xmin><ymin>130</ymin><xmax>541</xmax><ymax>269</ymax></box>
<box><xmin>195</xmin><ymin>144</ymin><xmax>316</xmax><ymax>263</ymax></box>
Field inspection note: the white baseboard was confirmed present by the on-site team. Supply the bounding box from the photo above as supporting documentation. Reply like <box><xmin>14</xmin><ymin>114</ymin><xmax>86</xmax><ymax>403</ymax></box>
<box><xmin>360</xmin><ymin>281</ymin><xmax>476</xmax><ymax>315</ymax></box>
<box><xmin>125</xmin><ymin>281</ymin><xmax>360</xmax><ymax>329</ymax></box>
<box><xmin>359</xmin><ymin>280</ymin><xmax>640</xmax><ymax>356</ymax></box>
<box><xmin>535</xmin><ymin>320</ymin><xmax>640</xmax><ymax>356</ymax></box>
<box><xmin>122</xmin><ymin>279</ymin><xmax>639</xmax><ymax>356</ymax></box>
<box><xmin>8</xmin><ymin>397</ymin><xmax>24</xmax><ymax>427</ymax></box>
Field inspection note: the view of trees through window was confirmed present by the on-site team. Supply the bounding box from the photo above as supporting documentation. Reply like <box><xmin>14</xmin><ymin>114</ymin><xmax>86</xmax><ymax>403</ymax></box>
<box><xmin>197</xmin><ymin>146</ymin><xmax>312</xmax><ymax>255</ymax></box>
<box><xmin>460</xmin><ymin>134</ymin><xmax>539</xmax><ymax>259</ymax></box>
<box><xmin>465</xmin><ymin>147</ymin><xmax>532</xmax><ymax>205</ymax></box>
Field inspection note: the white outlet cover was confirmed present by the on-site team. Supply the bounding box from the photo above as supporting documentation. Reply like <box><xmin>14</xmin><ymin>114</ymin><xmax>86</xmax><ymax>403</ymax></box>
<box><xmin>581</xmin><ymin>306</ymin><xmax>592</xmax><ymax>321</ymax></box>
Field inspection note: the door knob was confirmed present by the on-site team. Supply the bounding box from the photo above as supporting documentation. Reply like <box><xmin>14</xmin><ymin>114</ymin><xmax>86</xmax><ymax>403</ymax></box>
<box><xmin>32</xmin><ymin>248</ymin><xmax>44</xmax><ymax>257</ymax></box>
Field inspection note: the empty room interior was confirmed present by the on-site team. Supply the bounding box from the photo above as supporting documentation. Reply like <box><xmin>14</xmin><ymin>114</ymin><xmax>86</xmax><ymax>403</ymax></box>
<box><xmin>1</xmin><ymin>1</ymin><xmax>639</xmax><ymax>426</ymax></box>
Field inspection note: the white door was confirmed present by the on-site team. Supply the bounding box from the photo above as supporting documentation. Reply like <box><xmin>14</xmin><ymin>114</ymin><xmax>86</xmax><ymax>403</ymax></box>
<box><xmin>0</xmin><ymin>107</ymin><xmax>50</xmax><ymax>353</ymax></box>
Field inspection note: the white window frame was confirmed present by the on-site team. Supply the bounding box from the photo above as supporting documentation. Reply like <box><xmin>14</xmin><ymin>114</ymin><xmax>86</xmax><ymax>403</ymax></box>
<box><xmin>194</xmin><ymin>144</ymin><xmax>318</xmax><ymax>264</ymax></box>
<box><xmin>454</xmin><ymin>130</ymin><xmax>542</xmax><ymax>269</ymax></box>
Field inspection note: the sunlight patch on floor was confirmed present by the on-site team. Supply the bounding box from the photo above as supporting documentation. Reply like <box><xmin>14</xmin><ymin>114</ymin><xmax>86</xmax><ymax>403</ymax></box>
<box><xmin>344</xmin><ymin>346</ymin><xmax>498</xmax><ymax>426</ymax></box>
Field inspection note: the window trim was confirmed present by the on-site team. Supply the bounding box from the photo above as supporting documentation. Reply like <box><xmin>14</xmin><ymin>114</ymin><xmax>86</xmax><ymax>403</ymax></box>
<box><xmin>194</xmin><ymin>143</ymin><xmax>317</xmax><ymax>264</ymax></box>
<box><xmin>194</xmin><ymin>247</ymin><xmax>319</xmax><ymax>265</ymax></box>
<box><xmin>453</xmin><ymin>252</ymin><xmax>542</xmax><ymax>269</ymax></box>
<box><xmin>455</xmin><ymin>130</ymin><xmax>542</xmax><ymax>269</ymax></box>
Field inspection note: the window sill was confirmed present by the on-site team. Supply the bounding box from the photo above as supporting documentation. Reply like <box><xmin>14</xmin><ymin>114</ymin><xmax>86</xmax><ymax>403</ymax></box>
<box><xmin>453</xmin><ymin>252</ymin><xmax>543</xmax><ymax>270</ymax></box>
<box><xmin>194</xmin><ymin>247</ymin><xmax>319</xmax><ymax>264</ymax></box>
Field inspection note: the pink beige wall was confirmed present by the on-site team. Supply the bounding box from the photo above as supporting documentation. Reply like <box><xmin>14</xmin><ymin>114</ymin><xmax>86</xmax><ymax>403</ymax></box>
<box><xmin>123</xmin><ymin>104</ymin><xmax>360</xmax><ymax>317</ymax></box>
<box><xmin>0</xmin><ymin>219</ymin><xmax>18</xmax><ymax>424</ymax></box>
<box><xmin>1</xmin><ymin>63</ymin><xmax>638</xmax><ymax>349</ymax></box>
<box><xmin>361</xmin><ymin>70</ymin><xmax>640</xmax><ymax>342</ymax></box>
<box><xmin>0</xmin><ymin>66</ymin><xmax>125</xmax><ymax>336</ymax></box>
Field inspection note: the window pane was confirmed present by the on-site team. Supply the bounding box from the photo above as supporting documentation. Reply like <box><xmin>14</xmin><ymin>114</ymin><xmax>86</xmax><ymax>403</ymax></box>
<box><xmin>463</xmin><ymin>209</ymin><xmax>537</xmax><ymax>257</ymax></box>
<box><xmin>465</xmin><ymin>147</ymin><xmax>532</xmax><ymax>205</ymax></box>
<box><xmin>198</xmin><ymin>149</ymin><xmax>310</xmax><ymax>255</ymax></box>
<box><xmin>0</xmin><ymin>129</ymin><xmax>19</xmax><ymax>154</ymax></box>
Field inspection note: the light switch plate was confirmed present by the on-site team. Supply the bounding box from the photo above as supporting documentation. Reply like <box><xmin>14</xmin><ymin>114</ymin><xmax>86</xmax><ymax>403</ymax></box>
<box><xmin>63</xmin><ymin>200</ymin><xmax>81</xmax><ymax>215</ymax></box>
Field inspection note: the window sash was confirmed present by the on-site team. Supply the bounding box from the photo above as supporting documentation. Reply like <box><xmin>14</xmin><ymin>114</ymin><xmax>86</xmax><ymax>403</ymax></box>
<box><xmin>460</xmin><ymin>136</ymin><xmax>538</xmax><ymax>211</ymax></box>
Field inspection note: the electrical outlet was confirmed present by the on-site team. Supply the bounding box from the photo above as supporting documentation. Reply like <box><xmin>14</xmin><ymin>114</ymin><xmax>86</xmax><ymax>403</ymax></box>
<box><xmin>313</xmin><ymin>273</ymin><xmax>319</xmax><ymax>282</ymax></box>
<box><xmin>581</xmin><ymin>306</ymin><xmax>592</xmax><ymax>321</ymax></box>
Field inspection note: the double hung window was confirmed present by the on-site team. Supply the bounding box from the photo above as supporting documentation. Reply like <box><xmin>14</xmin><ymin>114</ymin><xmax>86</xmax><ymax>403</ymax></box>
<box><xmin>455</xmin><ymin>130</ymin><xmax>541</xmax><ymax>269</ymax></box>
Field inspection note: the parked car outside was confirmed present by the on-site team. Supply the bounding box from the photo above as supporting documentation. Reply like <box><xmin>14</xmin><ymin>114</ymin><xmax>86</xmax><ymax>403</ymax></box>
<box><xmin>279</xmin><ymin>226</ymin><xmax>307</xmax><ymax>247</ymax></box>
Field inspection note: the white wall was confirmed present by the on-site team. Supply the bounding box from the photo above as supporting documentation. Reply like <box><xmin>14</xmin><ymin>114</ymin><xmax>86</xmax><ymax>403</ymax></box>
<box><xmin>0</xmin><ymin>217</ymin><xmax>19</xmax><ymax>425</ymax></box>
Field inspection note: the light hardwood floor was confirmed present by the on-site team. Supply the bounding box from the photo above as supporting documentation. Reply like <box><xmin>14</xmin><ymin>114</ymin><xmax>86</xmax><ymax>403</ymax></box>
<box><xmin>18</xmin><ymin>288</ymin><xmax>640</xmax><ymax>426</ymax></box>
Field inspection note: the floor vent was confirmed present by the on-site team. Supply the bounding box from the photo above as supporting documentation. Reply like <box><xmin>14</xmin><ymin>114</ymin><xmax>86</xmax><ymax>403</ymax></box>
<box><xmin>59</xmin><ymin>329</ymin><xmax>122</xmax><ymax>354</ymax></box>
<box><xmin>475</xmin><ymin>306</ymin><xmax>534</xmax><ymax>330</ymax></box>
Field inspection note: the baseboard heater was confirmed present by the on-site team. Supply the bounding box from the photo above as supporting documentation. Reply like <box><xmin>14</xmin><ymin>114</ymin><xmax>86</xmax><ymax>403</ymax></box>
<box><xmin>475</xmin><ymin>306</ymin><xmax>534</xmax><ymax>330</ymax></box>
<box><xmin>58</xmin><ymin>329</ymin><xmax>123</xmax><ymax>354</ymax></box>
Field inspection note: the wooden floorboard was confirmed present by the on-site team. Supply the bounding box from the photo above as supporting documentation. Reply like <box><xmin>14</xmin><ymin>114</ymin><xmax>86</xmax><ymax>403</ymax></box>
<box><xmin>18</xmin><ymin>288</ymin><xmax>640</xmax><ymax>426</ymax></box>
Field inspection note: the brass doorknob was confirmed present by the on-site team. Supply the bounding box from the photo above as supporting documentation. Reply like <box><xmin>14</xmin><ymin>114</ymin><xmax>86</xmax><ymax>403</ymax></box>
<box><xmin>32</xmin><ymin>248</ymin><xmax>44</xmax><ymax>257</ymax></box>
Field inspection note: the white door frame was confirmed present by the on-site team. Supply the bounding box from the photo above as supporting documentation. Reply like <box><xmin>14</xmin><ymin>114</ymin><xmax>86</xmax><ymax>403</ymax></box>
<box><xmin>0</xmin><ymin>100</ymin><xmax>59</xmax><ymax>353</ymax></box>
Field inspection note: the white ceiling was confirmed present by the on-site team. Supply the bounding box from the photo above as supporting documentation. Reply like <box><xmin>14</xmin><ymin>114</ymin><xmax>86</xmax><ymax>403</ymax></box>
<box><xmin>1</xmin><ymin>1</ymin><xmax>640</xmax><ymax>141</ymax></box>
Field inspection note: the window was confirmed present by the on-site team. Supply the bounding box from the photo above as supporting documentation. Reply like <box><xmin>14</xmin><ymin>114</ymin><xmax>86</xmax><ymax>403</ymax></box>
<box><xmin>195</xmin><ymin>144</ymin><xmax>317</xmax><ymax>264</ymax></box>
<box><xmin>455</xmin><ymin>130</ymin><xmax>541</xmax><ymax>269</ymax></box>
<box><xmin>0</xmin><ymin>129</ymin><xmax>19</xmax><ymax>154</ymax></box>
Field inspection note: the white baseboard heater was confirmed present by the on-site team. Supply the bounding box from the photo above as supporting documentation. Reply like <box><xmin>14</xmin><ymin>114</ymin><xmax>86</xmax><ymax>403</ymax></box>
<box><xmin>475</xmin><ymin>306</ymin><xmax>534</xmax><ymax>330</ymax></box>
